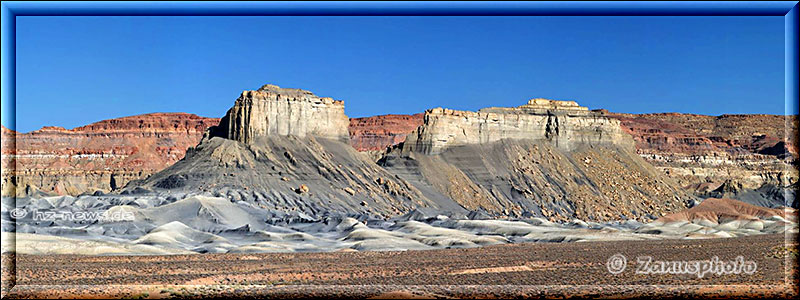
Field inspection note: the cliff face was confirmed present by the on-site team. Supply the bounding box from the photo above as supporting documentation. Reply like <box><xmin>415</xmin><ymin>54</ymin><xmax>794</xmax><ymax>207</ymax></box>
<box><xmin>211</xmin><ymin>84</ymin><xmax>350</xmax><ymax>144</ymax></box>
<box><xmin>606</xmin><ymin>112</ymin><xmax>798</xmax><ymax>193</ymax></box>
<box><xmin>402</xmin><ymin>99</ymin><xmax>634</xmax><ymax>155</ymax></box>
<box><xmin>1</xmin><ymin>113</ymin><xmax>219</xmax><ymax>197</ymax></box>
<box><xmin>379</xmin><ymin>99</ymin><xmax>692</xmax><ymax>222</ymax></box>
<box><xmin>134</xmin><ymin>89</ymin><xmax>691</xmax><ymax>221</ymax></box>
<box><xmin>348</xmin><ymin>109</ymin><xmax>798</xmax><ymax>206</ymax></box>
<box><xmin>136</xmin><ymin>84</ymin><xmax>454</xmax><ymax>218</ymax></box>
<box><xmin>608</xmin><ymin>112</ymin><xmax>797</xmax><ymax>158</ymax></box>
<box><xmin>348</xmin><ymin>113</ymin><xmax>424</xmax><ymax>152</ymax></box>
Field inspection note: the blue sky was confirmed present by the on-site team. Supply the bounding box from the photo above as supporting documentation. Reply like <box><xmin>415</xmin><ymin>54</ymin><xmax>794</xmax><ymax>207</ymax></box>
<box><xmin>7</xmin><ymin>16</ymin><xmax>789</xmax><ymax>132</ymax></box>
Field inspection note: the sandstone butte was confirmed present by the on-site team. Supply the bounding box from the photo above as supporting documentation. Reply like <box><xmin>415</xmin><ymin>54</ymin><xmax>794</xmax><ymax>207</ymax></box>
<box><xmin>1</xmin><ymin>90</ymin><xmax>797</xmax><ymax>199</ymax></box>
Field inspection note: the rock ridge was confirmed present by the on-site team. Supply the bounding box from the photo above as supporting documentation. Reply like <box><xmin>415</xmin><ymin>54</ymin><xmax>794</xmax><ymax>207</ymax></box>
<box><xmin>402</xmin><ymin>99</ymin><xmax>634</xmax><ymax>155</ymax></box>
<box><xmin>2</xmin><ymin>113</ymin><xmax>220</xmax><ymax>197</ymax></box>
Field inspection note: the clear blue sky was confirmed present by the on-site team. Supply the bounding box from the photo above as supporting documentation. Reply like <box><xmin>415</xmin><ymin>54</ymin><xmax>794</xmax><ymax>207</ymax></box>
<box><xmin>7</xmin><ymin>16</ymin><xmax>789</xmax><ymax>132</ymax></box>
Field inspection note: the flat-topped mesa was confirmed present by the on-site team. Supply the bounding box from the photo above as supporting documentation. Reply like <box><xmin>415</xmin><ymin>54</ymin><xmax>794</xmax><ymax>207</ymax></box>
<box><xmin>479</xmin><ymin>98</ymin><xmax>590</xmax><ymax>115</ymax></box>
<box><xmin>210</xmin><ymin>84</ymin><xmax>350</xmax><ymax>144</ymax></box>
<box><xmin>402</xmin><ymin>99</ymin><xmax>634</xmax><ymax>155</ymax></box>
<box><xmin>526</xmin><ymin>98</ymin><xmax>584</xmax><ymax>108</ymax></box>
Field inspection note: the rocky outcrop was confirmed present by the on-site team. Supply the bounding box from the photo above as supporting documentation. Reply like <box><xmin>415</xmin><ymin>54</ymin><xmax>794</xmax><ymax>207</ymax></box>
<box><xmin>1</xmin><ymin>113</ymin><xmax>219</xmax><ymax>197</ymax></box>
<box><xmin>134</xmin><ymin>84</ymin><xmax>463</xmax><ymax>218</ymax></box>
<box><xmin>402</xmin><ymin>99</ymin><xmax>634</xmax><ymax>155</ymax></box>
<box><xmin>349</xmin><ymin>113</ymin><xmax>424</xmax><ymax>152</ymax></box>
<box><xmin>607</xmin><ymin>112</ymin><xmax>797</xmax><ymax>158</ymax></box>
<box><xmin>606</xmin><ymin>112</ymin><xmax>798</xmax><ymax>196</ymax></box>
<box><xmin>349</xmin><ymin>109</ymin><xmax>798</xmax><ymax>207</ymax></box>
<box><xmin>379</xmin><ymin>99</ymin><xmax>692</xmax><ymax>222</ymax></box>
<box><xmin>211</xmin><ymin>84</ymin><xmax>350</xmax><ymax>144</ymax></box>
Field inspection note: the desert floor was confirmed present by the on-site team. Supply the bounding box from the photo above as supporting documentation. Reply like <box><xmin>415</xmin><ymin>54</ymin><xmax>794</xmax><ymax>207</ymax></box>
<box><xmin>2</xmin><ymin>233</ymin><xmax>797</xmax><ymax>299</ymax></box>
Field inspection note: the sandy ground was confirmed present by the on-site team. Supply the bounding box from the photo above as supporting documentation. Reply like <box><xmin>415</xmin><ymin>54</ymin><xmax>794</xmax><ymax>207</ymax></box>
<box><xmin>2</xmin><ymin>233</ymin><xmax>797</xmax><ymax>299</ymax></box>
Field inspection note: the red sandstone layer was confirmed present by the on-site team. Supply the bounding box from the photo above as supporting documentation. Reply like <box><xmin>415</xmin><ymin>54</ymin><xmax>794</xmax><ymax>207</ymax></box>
<box><xmin>1</xmin><ymin>113</ymin><xmax>219</xmax><ymax>196</ymax></box>
<box><xmin>348</xmin><ymin>113</ymin><xmax>424</xmax><ymax>152</ymax></box>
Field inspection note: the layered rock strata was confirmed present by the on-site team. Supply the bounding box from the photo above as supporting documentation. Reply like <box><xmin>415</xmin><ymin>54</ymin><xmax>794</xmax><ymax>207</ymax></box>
<box><xmin>379</xmin><ymin>99</ymin><xmax>693</xmax><ymax>222</ymax></box>
<box><xmin>211</xmin><ymin>84</ymin><xmax>350</xmax><ymax>144</ymax></box>
<box><xmin>348</xmin><ymin>109</ymin><xmax>798</xmax><ymax>207</ymax></box>
<box><xmin>606</xmin><ymin>112</ymin><xmax>798</xmax><ymax>203</ymax></box>
<box><xmin>403</xmin><ymin>99</ymin><xmax>634</xmax><ymax>155</ymax></box>
<box><xmin>1</xmin><ymin>113</ymin><xmax>219</xmax><ymax>197</ymax></box>
<box><xmin>135</xmin><ymin>84</ymin><xmax>466</xmax><ymax>218</ymax></box>
<box><xmin>349</xmin><ymin>113</ymin><xmax>424</xmax><ymax>152</ymax></box>
<box><xmin>138</xmin><ymin>89</ymin><xmax>691</xmax><ymax>221</ymax></box>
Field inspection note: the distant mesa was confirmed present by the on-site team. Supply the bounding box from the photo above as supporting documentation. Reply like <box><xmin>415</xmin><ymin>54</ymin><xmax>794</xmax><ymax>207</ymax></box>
<box><xmin>1</xmin><ymin>113</ymin><xmax>219</xmax><ymax>197</ymax></box>
<box><xmin>487</xmin><ymin>98</ymin><xmax>589</xmax><ymax>113</ymax></box>
<box><xmin>526</xmin><ymin>98</ymin><xmax>584</xmax><ymax>108</ymax></box>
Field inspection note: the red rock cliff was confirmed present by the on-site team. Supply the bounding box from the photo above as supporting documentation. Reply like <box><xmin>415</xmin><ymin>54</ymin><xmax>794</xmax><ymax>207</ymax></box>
<box><xmin>601</xmin><ymin>112</ymin><xmax>797</xmax><ymax>192</ymax></box>
<box><xmin>1</xmin><ymin>113</ymin><xmax>219</xmax><ymax>196</ymax></box>
<box><xmin>348</xmin><ymin>113</ymin><xmax>424</xmax><ymax>152</ymax></box>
